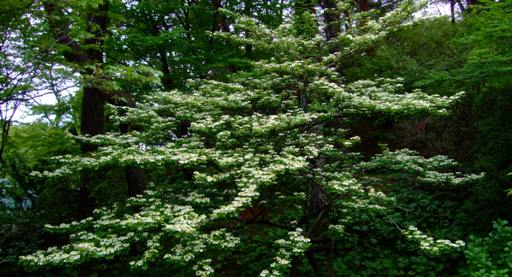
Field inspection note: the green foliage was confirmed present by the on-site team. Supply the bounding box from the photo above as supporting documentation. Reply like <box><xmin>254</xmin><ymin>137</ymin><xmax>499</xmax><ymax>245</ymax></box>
<box><xmin>18</xmin><ymin>6</ymin><xmax>481</xmax><ymax>275</ymax></box>
<box><xmin>459</xmin><ymin>0</ymin><xmax>512</xmax><ymax>90</ymax></box>
<box><xmin>464</xmin><ymin>220</ymin><xmax>512</xmax><ymax>276</ymax></box>
<box><xmin>2</xmin><ymin>0</ymin><xmax>512</xmax><ymax>275</ymax></box>
<box><xmin>0</xmin><ymin>123</ymin><xmax>79</xmax><ymax>274</ymax></box>
<box><xmin>341</xmin><ymin>16</ymin><xmax>466</xmax><ymax>95</ymax></box>
<box><xmin>1</xmin><ymin>123</ymin><xmax>80</xmax><ymax>218</ymax></box>
<box><xmin>458</xmin><ymin>1</ymin><xmax>512</xmax><ymax>228</ymax></box>
<box><xmin>292</xmin><ymin>0</ymin><xmax>317</xmax><ymax>38</ymax></box>
<box><xmin>339</xmin><ymin>0</ymin><xmax>512</xmax><ymax>247</ymax></box>
<box><xmin>6</xmin><ymin>123</ymin><xmax>78</xmax><ymax>169</ymax></box>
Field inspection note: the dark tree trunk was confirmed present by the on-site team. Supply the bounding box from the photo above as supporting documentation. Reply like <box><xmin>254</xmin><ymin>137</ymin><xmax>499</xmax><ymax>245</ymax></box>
<box><xmin>299</xmin><ymin>90</ymin><xmax>308</xmax><ymax>110</ymax></box>
<box><xmin>319</xmin><ymin>0</ymin><xmax>340</xmax><ymax>41</ymax></box>
<box><xmin>43</xmin><ymin>0</ymin><xmax>110</xmax><ymax>217</ymax></box>
<box><xmin>119</xmin><ymin>119</ymin><xmax>146</xmax><ymax>197</ymax></box>
<box><xmin>306</xmin><ymin>251</ymin><xmax>321</xmax><ymax>275</ymax></box>
<box><xmin>78</xmin><ymin>87</ymin><xmax>105</xmax><ymax>215</ymax></box>
<box><xmin>359</xmin><ymin>0</ymin><xmax>369</xmax><ymax>11</ymax></box>
<box><xmin>450</xmin><ymin>0</ymin><xmax>455</xmax><ymax>23</ymax></box>
<box><xmin>327</xmin><ymin>242</ymin><xmax>334</xmax><ymax>277</ymax></box>
<box><xmin>290</xmin><ymin>257</ymin><xmax>301</xmax><ymax>277</ymax></box>
<box><xmin>45</xmin><ymin>0</ymin><xmax>147</xmax><ymax>212</ymax></box>
<box><xmin>79</xmin><ymin>2</ymin><xmax>109</xmax><ymax>217</ymax></box>
<box><xmin>124</xmin><ymin>167</ymin><xmax>146</xmax><ymax>197</ymax></box>
<box><xmin>211</xmin><ymin>0</ymin><xmax>230</xmax><ymax>33</ymax></box>
<box><xmin>80</xmin><ymin>87</ymin><xmax>105</xmax><ymax>152</ymax></box>
<box><xmin>159</xmin><ymin>50</ymin><xmax>173</xmax><ymax>90</ymax></box>
<box><xmin>307</xmin><ymin>183</ymin><xmax>329</xmax><ymax>217</ymax></box>
<box><xmin>243</xmin><ymin>0</ymin><xmax>253</xmax><ymax>57</ymax></box>
<box><xmin>342</xmin><ymin>10</ymin><xmax>351</xmax><ymax>32</ymax></box>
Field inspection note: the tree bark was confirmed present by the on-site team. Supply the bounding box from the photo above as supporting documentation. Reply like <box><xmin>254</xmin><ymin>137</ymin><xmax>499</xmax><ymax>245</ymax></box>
<box><xmin>327</xmin><ymin>241</ymin><xmax>334</xmax><ymax>277</ymax></box>
<box><xmin>243</xmin><ymin>0</ymin><xmax>253</xmax><ymax>57</ymax></box>
<box><xmin>290</xmin><ymin>257</ymin><xmax>301</xmax><ymax>277</ymax></box>
<box><xmin>118</xmin><ymin>114</ymin><xmax>146</xmax><ymax>197</ymax></box>
<box><xmin>43</xmin><ymin>0</ymin><xmax>110</xmax><ymax>217</ymax></box>
<box><xmin>211</xmin><ymin>0</ymin><xmax>230</xmax><ymax>33</ymax></box>
<box><xmin>319</xmin><ymin>0</ymin><xmax>340</xmax><ymax>41</ymax></box>
<box><xmin>450</xmin><ymin>0</ymin><xmax>455</xmax><ymax>23</ymax></box>
<box><xmin>124</xmin><ymin>167</ymin><xmax>146</xmax><ymax>197</ymax></box>
<box><xmin>78</xmin><ymin>86</ymin><xmax>106</xmax><ymax>215</ymax></box>
<box><xmin>359</xmin><ymin>0</ymin><xmax>369</xmax><ymax>12</ymax></box>
<box><xmin>80</xmin><ymin>87</ymin><xmax>105</xmax><ymax>152</ymax></box>
<box><xmin>159</xmin><ymin>50</ymin><xmax>173</xmax><ymax>90</ymax></box>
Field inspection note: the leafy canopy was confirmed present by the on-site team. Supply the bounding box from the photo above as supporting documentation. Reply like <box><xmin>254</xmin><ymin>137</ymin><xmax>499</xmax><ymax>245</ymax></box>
<box><xmin>19</xmin><ymin>1</ymin><xmax>481</xmax><ymax>276</ymax></box>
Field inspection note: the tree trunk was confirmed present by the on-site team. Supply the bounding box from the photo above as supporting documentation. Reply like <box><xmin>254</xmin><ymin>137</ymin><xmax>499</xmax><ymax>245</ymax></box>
<box><xmin>243</xmin><ymin>0</ymin><xmax>253</xmax><ymax>57</ymax></box>
<box><xmin>124</xmin><ymin>167</ymin><xmax>146</xmax><ymax>197</ymax></box>
<box><xmin>211</xmin><ymin>0</ymin><xmax>230</xmax><ymax>33</ymax></box>
<box><xmin>43</xmin><ymin>0</ymin><xmax>109</xmax><ymax>217</ymax></box>
<box><xmin>119</xmin><ymin>119</ymin><xmax>146</xmax><ymax>197</ymax></box>
<box><xmin>450</xmin><ymin>0</ymin><xmax>455</xmax><ymax>23</ymax></box>
<box><xmin>159</xmin><ymin>50</ymin><xmax>173</xmax><ymax>90</ymax></box>
<box><xmin>80</xmin><ymin>87</ymin><xmax>105</xmax><ymax>152</ymax></box>
<box><xmin>290</xmin><ymin>257</ymin><xmax>301</xmax><ymax>277</ymax></box>
<box><xmin>78</xmin><ymin>86</ymin><xmax>105</xmax><ymax>215</ymax></box>
<box><xmin>319</xmin><ymin>0</ymin><xmax>340</xmax><ymax>41</ymax></box>
<box><xmin>359</xmin><ymin>0</ymin><xmax>369</xmax><ymax>11</ymax></box>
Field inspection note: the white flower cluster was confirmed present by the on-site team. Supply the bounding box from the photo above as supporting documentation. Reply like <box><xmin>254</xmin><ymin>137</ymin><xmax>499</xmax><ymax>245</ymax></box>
<box><xmin>23</xmin><ymin>5</ymin><xmax>478</xmax><ymax>274</ymax></box>
<box><xmin>163</xmin><ymin>230</ymin><xmax>240</xmax><ymax>265</ymax></box>
<box><xmin>359</xmin><ymin>149</ymin><xmax>484</xmax><ymax>186</ymax></box>
<box><xmin>20</xmin><ymin>233</ymin><xmax>133</xmax><ymax>268</ymax></box>
<box><xmin>211</xmin><ymin>153</ymin><xmax>308</xmax><ymax>219</ymax></box>
<box><xmin>403</xmin><ymin>226</ymin><xmax>465</xmax><ymax>256</ymax></box>
<box><xmin>193</xmin><ymin>259</ymin><xmax>214</xmax><ymax>276</ymax></box>
<box><xmin>309</xmin><ymin>78</ymin><xmax>464</xmax><ymax>116</ymax></box>
<box><xmin>260</xmin><ymin>228</ymin><xmax>311</xmax><ymax>277</ymax></box>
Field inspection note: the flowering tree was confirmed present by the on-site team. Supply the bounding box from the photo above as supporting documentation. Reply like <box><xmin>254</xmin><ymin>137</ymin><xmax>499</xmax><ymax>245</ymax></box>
<box><xmin>20</xmin><ymin>1</ymin><xmax>482</xmax><ymax>275</ymax></box>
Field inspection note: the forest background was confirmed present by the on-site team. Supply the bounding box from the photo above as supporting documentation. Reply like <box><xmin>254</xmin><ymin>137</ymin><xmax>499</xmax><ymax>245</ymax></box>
<box><xmin>1</xmin><ymin>0</ymin><xmax>512</xmax><ymax>276</ymax></box>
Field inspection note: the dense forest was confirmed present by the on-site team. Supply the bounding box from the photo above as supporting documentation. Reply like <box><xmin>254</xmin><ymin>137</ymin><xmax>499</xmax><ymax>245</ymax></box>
<box><xmin>1</xmin><ymin>0</ymin><xmax>511</xmax><ymax>275</ymax></box>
